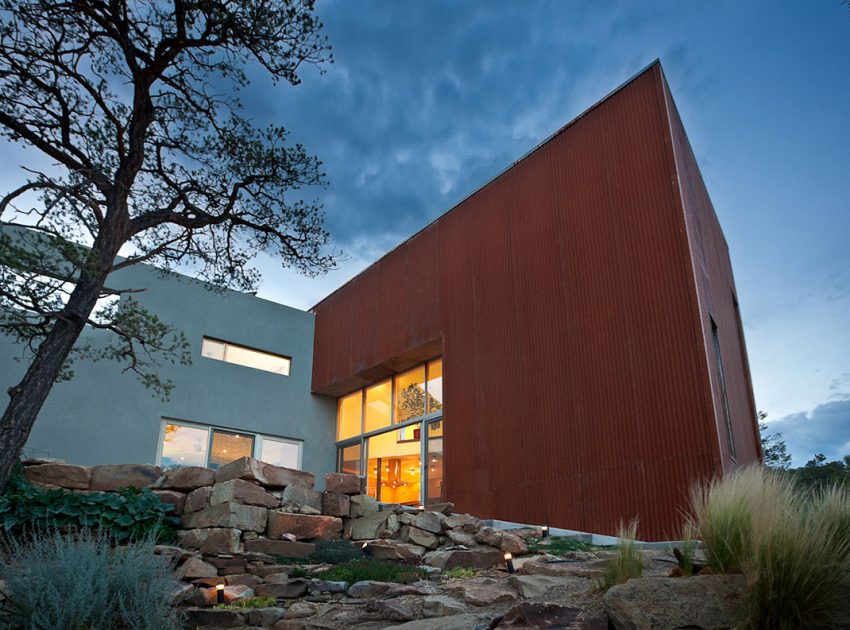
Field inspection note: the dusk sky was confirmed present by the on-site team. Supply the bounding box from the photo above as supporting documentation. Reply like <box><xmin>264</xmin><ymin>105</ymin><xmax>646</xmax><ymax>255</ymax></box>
<box><xmin>247</xmin><ymin>1</ymin><xmax>850</xmax><ymax>466</ymax></box>
<box><xmin>2</xmin><ymin>2</ymin><xmax>848</xmax><ymax>465</ymax></box>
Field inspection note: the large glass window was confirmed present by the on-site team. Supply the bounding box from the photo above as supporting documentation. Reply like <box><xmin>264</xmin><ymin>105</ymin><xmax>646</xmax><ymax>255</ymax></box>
<box><xmin>261</xmin><ymin>437</ymin><xmax>300</xmax><ymax>469</ymax></box>
<box><xmin>201</xmin><ymin>337</ymin><xmax>291</xmax><ymax>376</ymax></box>
<box><xmin>340</xmin><ymin>443</ymin><xmax>362</xmax><ymax>475</ymax></box>
<box><xmin>426</xmin><ymin>359</ymin><xmax>443</xmax><ymax>413</ymax></box>
<box><xmin>426</xmin><ymin>422</ymin><xmax>444</xmax><ymax>506</ymax></box>
<box><xmin>366</xmin><ymin>426</ymin><xmax>421</xmax><ymax>505</ymax></box>
<box><xmin>335</xmin><ymin>358</ymin><xmax>444</xmax><ymax>506</ymax></box>
<box><xmin>208</xmin><ymin>429</ymin><xmax>254</xmax><ymax>470</ymax></box>
<box><xmin>364</xmin><ymin>380</ymin><xmax>392</xmax><ymax>433</ymax></box>
<box><xmin>158</xmin><ymin>419</ymin><xmax>301</xmax><ymax>470</ymax></box>
<box><xmin>337</xmin><ymin>391</ymin><xmax>362</xmax><ymax>441</ymax></box>
<box><xmin>395</xmin><ymin>366</ymin><xmax>426</xmax><ymax>423</ymax></box>
<box><xmin>161</xmin><ymin>423</ymin><xmax>209</xmax><ymax>467</ymax></box>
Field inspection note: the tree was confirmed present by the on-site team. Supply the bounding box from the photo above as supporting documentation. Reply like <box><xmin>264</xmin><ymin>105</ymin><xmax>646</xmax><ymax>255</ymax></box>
<box><xmin>757</xmin><ymin>411</ymin><xmax>791</xmax><ymax>469</ymax></box>
<box><xmin>0</xmin><ymin>0</ymin><xmax>334</xmax><ymax>490</ymax></box>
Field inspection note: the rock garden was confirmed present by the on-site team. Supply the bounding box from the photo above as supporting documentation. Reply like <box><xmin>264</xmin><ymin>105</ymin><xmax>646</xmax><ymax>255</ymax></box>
<box><xmin>1</xmin><ymin>459</ymin><xmax>848</xmax><ymax>629</ymax></box>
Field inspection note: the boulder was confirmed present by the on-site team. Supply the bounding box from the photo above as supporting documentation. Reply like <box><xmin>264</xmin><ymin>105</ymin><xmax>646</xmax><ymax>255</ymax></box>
<box><xmin>443</xmin><ymin>577</ymin><xmax>519</xmax><ymax>606</ymax></box>
<box><xmin>283</xmin><ymin>602</ymin><xmax>318</xmax><ymax>619</ymax></box>
<box><xmin>183</xmin><ymin>608</ymin><xmax>243</xmax><ymax>628</ymax></box>
<box><xmin>347</xmin><ymin>580</ymin><xmax>393</xmax><ymax>599</ymax></box>
<box><xmin>474</xmin><ymin>525</ymin><xmax>503</xmax><ymax>547</ymax></box>
<box><xmin>255</xmin><ymin>580</ymin><xmax>309</xmax><ymax>599</ymax></box>
<box><xmin>491</xmin><ymin>602</ymin><xmax>581</xmax><ymax>629</ymax></box>
<box><xmin>210</xmin><ymin>478</ymin><xmax>279</xmax><ymax>508</ymax></box>
<box><xmin>153</xmin><ymin>544</ymin><xmax>194</xmax><ymax>564</ymax></box>
<box><xmin>368</xmin><ymin>541</ymin><xmax>427</xmax><ymax>563</ymax></box>
<box><xmin>151</xmin><ymin>489</ymin><xmax>185</xmax><ymax>515</ymax></box>
<box><xmin>244</xmin><ymin>538</ymin><xmax>316</xmax><ymax>558</ymax></box>
<box><xmin>89</xmin><ymin>464</ymin><xmax>161</xmax><ymax>491</ymax></box>
<box><xmin>262</xmin><ymin>462</ymin><xmax>315</xmax><ymax>489</ymax></box>
<box><xmin>181</xmin><ymin>502</ymin><xmax>268</xmax><ymax>532</ymax></box>
<box><xmin>423</xmin><ymin>547</ymin><xmax>505</xmax><ymax>570</ymax></box>
<box><xmin>408</xmin><ymin>526</ymin><xmax>440</xmax><ymax>549</ymax></box>
<box><xmin>368</xmin><ymin>598</ymin><xmax>416</xmax><ymax>622</ymax></box>
<box><xmin>267</xmin><ymin>512</ymin><xmax>342</xmax><ymax>540</ymax></box>
<box><xmin>602</xmin><ymin>575</ymin><xmax>746</xmax><ymax>630</ymax></box>
<box><xmin>349</xmin><ymin>494</ymin><xmax>379</xmax><ymax>517</ymax></box>
<box><xmin>224</xmin><ymin>573</ymin><xmax>262</xmax><ymax>586</ymax></box>
<box><xmin>176</xmin><ymin>527</ymin><xmax>241</xmax><ymax>554</ymax></box>
<box><xmin>499</xmin><ymin>532</ymin><xmax>528</xmax><ymax>556</ymax></box>
<box><xmin>423</xmin><ymin>595</ymin><xmax>467</xmax><ymax>618</ymax></box>
<box><xmin>314</xmin><ymin>580</ymin><xmax>349</xmax><ymax>593</ymax></box>
<box><xmin>348</xmin><ymin>511</ymin><xmax>392</xmax><ymax>540</ymax></box>
<box><xmin>519</xmin><ymin>557</ymin><xmax>610</xmax><ymax>579</ymax></box>
<box><xmin>176</xmin><ymin>557</ymin><xmax>218</xmax><ymax>580</ymax></box>
<box><xmin>389</xmin><ymin>614</ymin><xmax>492</xmax><ymax>630</ymax></box>
<box><xmin>413</xmin><ymin>511</ymin><xmax>443</xmax><ymax>534</ymax></box>
<box><xmin>324</xmin><ymin>472</ymin><xmax>364</xmax><ymax>494</ymax></box>
<box><xmin>509</xmin><ymin>574</ymin><xmax>590</xmax><ymax>598</ymax></box>
<box><xmin>247</xmin><ymin>563</ymin><xmax>295</xmax><ymax>577</ymax></box>
<box><xmin>443</xmin><ymin>513</ymin><xmax>480</xmax><ymax>531</ymax></box>
<box><xmin>447</xmin><ymin>529</ymin><xmax>478</xmax><ymax>547</ymax></box>
<box><xmin>160</xmin><ymin>466</ymin><xmax>214</xmax><ymax>490</ymax></box>
<box><xmin>277</xmin><ymin>485</ymin><xmax>322</xmax><ymax>512</ymax></box>
<box><xmin>214</xmin><ymin>456</ymin><xmax>315</xmax><ymax>489</ymax></box>
<box><xmin>183</xmin><ymin>486</ymin><xmax>212</xmax><ymax>513</ymax></box>
<box><xmin>23</xmin><ymin>463</ymin><xmax>90</xmax><ymax>490</ymax></box>
<box><xmin>263</xmin><ymin>572</ymin><xmax>291</xmax><ymax>584</ymax></box>
<box><xmin>248</xmin><ymin>607</ymin><xmax>287</xmax><ymax>626</ymax></box>
<box><xmin>165</xmin><ymin>580</ymin><xmax>193</xmax><ymax>604</ymax></box>
<box><xmin>322</xmin><ymin>491</ymin><xmax>350</xmax><ymax>517</ymax></box>
<box><xmin>207</xmin><ymin>557</ymin><xmax>247</xmax><ymax>574</ymax></box>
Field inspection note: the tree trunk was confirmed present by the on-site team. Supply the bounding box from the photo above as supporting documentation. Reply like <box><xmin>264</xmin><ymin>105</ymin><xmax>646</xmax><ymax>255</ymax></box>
<box><xmin>0</xmin><ymin>275</ymin><xmax>105</xmax><ymax>491</ymax></box>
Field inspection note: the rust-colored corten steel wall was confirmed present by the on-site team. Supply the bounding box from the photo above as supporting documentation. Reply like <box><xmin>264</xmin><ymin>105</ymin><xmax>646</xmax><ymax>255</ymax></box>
<box><xmin>311</xmin><ymin>62</ymin><xmax>761</xmax><ymax>540</ymax></box>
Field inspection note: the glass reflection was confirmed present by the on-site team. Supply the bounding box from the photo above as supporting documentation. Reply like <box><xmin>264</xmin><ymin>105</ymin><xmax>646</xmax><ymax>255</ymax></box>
<box><xmin>161</xmin><ymin>423</ymin><xmax>209</xmax><ymax>468</ymax></box>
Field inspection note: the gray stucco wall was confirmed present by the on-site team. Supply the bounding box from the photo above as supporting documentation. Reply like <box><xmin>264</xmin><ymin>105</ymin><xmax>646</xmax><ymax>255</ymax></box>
<box><xmin>0</xmin><ymin>263</ymin><xmax>337</xmax><ymax>485</ymax></box>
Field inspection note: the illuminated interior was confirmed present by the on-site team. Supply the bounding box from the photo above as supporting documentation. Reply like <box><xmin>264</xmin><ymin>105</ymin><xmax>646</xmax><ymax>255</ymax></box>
<box><xmin>208</xmin><ymin>429</ymin><xmax>254</xmax><ymax>469</ymax></box>
<box><xmin>201</xmin><ymin>337</ymin><xmax>291</xmax><ymax>376</ymax></box>
<box><xmin>336</xmin><ymin>358</ymin><xmax>443</xmax><ymax>505</ymax></box>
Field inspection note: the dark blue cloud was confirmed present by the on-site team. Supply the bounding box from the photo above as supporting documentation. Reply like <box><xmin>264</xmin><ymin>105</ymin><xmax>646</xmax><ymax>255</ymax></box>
<box><xmin>764</xmin><ymin>397</ymin><xmax>850</xmax><ymax>466</ymax></box>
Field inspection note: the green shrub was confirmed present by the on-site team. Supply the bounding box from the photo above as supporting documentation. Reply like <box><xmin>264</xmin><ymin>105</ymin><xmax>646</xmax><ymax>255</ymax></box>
<box><xmin>688</xmin><ymin>465</ymin><xmax>850</xmax><ymax>629</ymax></box>
<box><xmin>0</xmin><ymin>528</ymin><xmax>181</xmax><ymax>629</ymax></box>
<box><xmin>317</xmin><ymin>559</ymin><xmax>427</xmax><ymax>584</ymax></box>
<box><xmin>443</xmin><ymin>567</ymin><xmax>477</xmax><ymax>579</ymax></box>
<box><xmin>216</xmin><ymin>596</ymin><xmax>278</xmax><ymax>610</ymax></box>
<box><xmin>595</xmin><ymin>519</ymin><xmax>642</xmax><ymax>591</ymax></box>
<box><xmin>0</xmin><ymin>466</ymin><xmax>178</xmax><ymax>542</ymax></box>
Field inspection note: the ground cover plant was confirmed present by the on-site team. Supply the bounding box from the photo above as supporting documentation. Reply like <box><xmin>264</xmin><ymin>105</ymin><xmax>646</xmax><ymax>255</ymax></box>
<box><xmin>216</xmin><ymin>596</ymin><xmax>278</xmax><ymax>610</ymax></box>
<box><xmin>0</xmin><ymin>528</ymin><xmax>180</xmax><ymax>629</ymax></box>
<box><xmin>595</xmin><ymin>520</ymin><xmax>642</xmax><ymax>592</ymax></box>
<box><xmin>0</xmin><ymin>465</ymin><xmax>178</xmax><ymax>542</ymax></box>
<box><xmin>443</xmin><ymin>567</ymin><xmax>477</xmax><ymax>579</ymax></box>
<box><xmin>527</xmin><ymin>536</ymin><xmax>596</xmax><ymax>556</ymax></box>
<box><xmin>317</xmin><ymin>559</ymin><xmax>427</xmax><ymax>584</ymax></box>
<box><xmin>687</xmin><ymin>465</ymin><xmax>850</xmax><ymax>629</ymax></box>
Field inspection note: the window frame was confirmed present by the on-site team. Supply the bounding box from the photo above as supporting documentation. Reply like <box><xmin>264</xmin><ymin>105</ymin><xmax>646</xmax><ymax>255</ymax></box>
<box><xmin>156</xmin><ymin>418</ymin><xmax>303</xmax><ymax>469</ymax></box>
<box><xmin>201</xmin><ymin>336</ymin><xmax>292</xmax><ymax>377</ymax></box>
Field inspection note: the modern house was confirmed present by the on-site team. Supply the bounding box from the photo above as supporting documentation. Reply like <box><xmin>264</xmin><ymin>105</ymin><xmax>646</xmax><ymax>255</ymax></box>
<box><xmin>1</xmin><ymin>61</ymin><xmax>761</xmax><ymax>540</ymax></box>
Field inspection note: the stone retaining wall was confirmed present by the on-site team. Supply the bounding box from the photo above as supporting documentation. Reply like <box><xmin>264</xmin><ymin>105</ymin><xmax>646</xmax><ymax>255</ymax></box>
<box><xmin>21</xmin><ymin>456</ymin><xmax>527</xmax><ymax>569</ymax></box>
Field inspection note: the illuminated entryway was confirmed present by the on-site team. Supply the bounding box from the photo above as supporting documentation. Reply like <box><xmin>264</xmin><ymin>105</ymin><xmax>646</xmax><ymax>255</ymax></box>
<box><xmin>335</xmin><ymin>359</ymin><xmax>444</xmax><ymax>506</ymax></box>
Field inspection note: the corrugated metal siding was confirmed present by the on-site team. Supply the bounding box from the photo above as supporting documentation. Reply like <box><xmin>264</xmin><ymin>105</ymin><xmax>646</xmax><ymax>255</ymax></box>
<box><xmin>660</xmin><ymin>74</ymin><xmax>762</xmax><ymax>470</ymax></box>
<box><xmin>311</xmin><ymin>63</ymin><xmax>757</xmax><ymax>540</ymax></box>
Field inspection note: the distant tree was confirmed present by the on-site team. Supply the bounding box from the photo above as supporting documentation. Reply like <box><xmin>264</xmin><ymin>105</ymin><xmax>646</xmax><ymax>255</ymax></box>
<box><xmin>0</xmin><ymin>0</ymin><xmax>334</xmax><ymax>491</ymax></box>
<box><xmin>758</xmin><ymin>411</ymin><xmax>792</xmax><ymax>469</ymax></box>
<box><xmin>791</xmin><ymin>453</ymin><xmax>849</xmax><ymax>492</ymax></box>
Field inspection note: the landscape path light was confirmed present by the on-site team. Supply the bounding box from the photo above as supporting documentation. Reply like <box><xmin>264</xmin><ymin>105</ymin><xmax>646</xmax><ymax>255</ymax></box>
<box><xmin>504</xmin><ymin>552</ymin><xmax>515</xmax><ymax>574</ymax></box>
<box><xmin>541</xmin><ymin>525</ymin><xmax>549</xmax><ymax>538</ymax></box>
<box><xmin>215</xmin><ymin>583</ymin><xmax>225</xmax><ymax>604</ymax></box>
